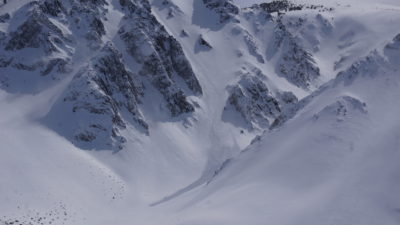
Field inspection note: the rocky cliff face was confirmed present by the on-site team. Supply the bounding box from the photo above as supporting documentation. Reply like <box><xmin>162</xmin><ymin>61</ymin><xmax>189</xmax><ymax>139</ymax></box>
<box><xmin>221</xmin><ymin>1</ymin><xmax>330</xmax><ymax>129</ymax></box>
<box><xmin>271</xmin><ymin>31</ymin><xmax>400</xmax><ymax>129</ymax></box>
<box><xmin>0</xmin><ymin>0</ymin><xmax>113</xmax><ymax>90</ymax></box>
<box><xmin>45</xmin><ymin>43</ymin><xmax>148</xmax><ymax>150</ymax></box>
<box><xmin>203</xmin><ymin>0</ymin><xmax>239</xmax><ymax>23</ymax></box>
<box><xmin>224</xmin><ymin>66</ymin><xmax>298</xmax><ymax>130</ymax></box>
<box><xmin>0</xmin><ymin>0</ymin><xmax>202</xmax><ymax>150</ymax></box>
<box><xmin>226</xmin><ymin>74</ymin><xmax>281</xmax><ymax>129</ymax></box>
<box><xmin>119</xmin><ymin>0</ymin><xmax>202</xmax><ymax>116</ymax></box>
<box><xmin>242</xmin><ymin>2</ymin><xmax>332</xmax><ymax>90</ymax></box>
<box><xmin>268</xmin><ymin>20</ymin><xmax>320</xmax><ymax>89</ymax></box>
<box><xmin>0</xmin><ymin>0</ymin><xmax>340</xmax><ymax>150</ymax></box>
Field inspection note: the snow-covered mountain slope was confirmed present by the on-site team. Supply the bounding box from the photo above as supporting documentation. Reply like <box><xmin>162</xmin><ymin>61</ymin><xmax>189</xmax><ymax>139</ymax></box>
<box><xmin>156</xmin><ymin>33</ymin><xmax>400</xmax><ymax>225</ymax></box>
<box><xmin>1</xmin><ymin>0</ymin><xmax>400</xmax><ymax>224</ymax></box>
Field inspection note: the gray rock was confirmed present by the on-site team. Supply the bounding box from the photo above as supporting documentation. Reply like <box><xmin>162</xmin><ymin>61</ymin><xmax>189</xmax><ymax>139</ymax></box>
<box><xmin>203</xmin><ymin>0</ymin><xmax>239</xmax><ymax>24</ymax></box>
<box><xmin>198</xmin><ymin>35</ymin><xmax>212</xmax><ymax>49</ymax></box>
<box><xmin>0</xmin><ymin>13</ymin><xmax>10</xmax><ymax>23</ymax></box>
<box><xmin>41</xmin><ymin>58</ymin><xmax>70</xmax><ymax>76</ymax></box>
<box><xmin>39</xmin><ymin>0</ymin><xmax>65</xmax><ymax>17</ymax></box>
<box><xmin>226</xmin><ymin>71</ymin><xmax>281</xmax><ymax>129</ymax></box>
<box><xmin>5</xmin><ymin>10</ymin><xmax>65</xmax><ymax>54</ymax></box>
<box><xmin>119</xmin><ymin>0</ymin><xmax>202</xmax><ymax>116</ymax></box>
<box><xmin>268</xmin><ymin>20</ymin><xmax>320</xmax><ymax>89</ymax></box>
<box><xmin>48</xmin><ymin>43</ymin><xmax>147</xmax><ymax>150</ymax></box>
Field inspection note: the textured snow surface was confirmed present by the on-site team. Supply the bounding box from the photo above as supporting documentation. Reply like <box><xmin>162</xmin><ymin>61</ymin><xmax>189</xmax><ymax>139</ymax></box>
<box><xmin>1</xmin><ymin>0</ymin><xmax>400</xmax><ymax>224</ymax></box>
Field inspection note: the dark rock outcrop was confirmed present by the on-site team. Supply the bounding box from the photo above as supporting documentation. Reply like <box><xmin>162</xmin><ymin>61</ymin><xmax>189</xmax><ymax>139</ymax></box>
<box><xmin>39</xmin><ymin>0</ymin><xmax>65</xmax><ymax>17</ymax></box>
<box><xmin>268</xmin><ymin>20</ymin><xmax>320</xmax><ymax>89</ymax></box>
<box><xmin>5</xmin><ymin>0</ymin><xmax>108</xmax><ymax>53</ymax></box>
<box><xmin>0</xmin><ymin>13</ymin><xmax>10</xmax><ymax>23</ymax></box>
<box><xmin>198</xmin><ymin>35</ymin><xmax>212</xmax><ymax>49</ymax></box>
<box><xmin>224</xmin><ymin>66</ymin><xmax>299</xmax><ymax>130</ymax></box>
<box><xmin>227</xmin><ymin>74</ymin><xmax>281</xmax><ymax>129</ymax></box>
<box><xmin>119</xmin><ymin>0</ymin><xmax>202</xmax><ymax>116</ymax></box>
<box><xmin>243</xmin><ymin>30</ymin><xmax>265</xmax><ymax>63</ymax></box>
<box><xmin>47</xmin><ymin>43</ymin><xmax>147</xmax><ymax>150</ymax></box>
<box><xmin>41</xmin><ymin>58</ymin><xmax>70</xmax><ymax>76</ymax></box>
<box><xmin>259</xmin><ymin>0</ymin><xmax>331</xmax><ymax>14</ymax></box>
<box><xmin>0</xmin><ymin>0</ymin><xmax>204</xmax><ymax>150</ymax></box>
<box><xmin>2</xmin><ymin>0</ymin><xmax>110</xmax><ymax>79</ymax></box>
<box><xmin>203</xmin><ymin>0</ymin><xmax>239</xmax><ymax>24</ymax></box>
<box><xmin>5</xmin><ymin>9</ymin><xmax>66</xmax><ymax>54</ymax></box>
<box><xmin>259</xmin><ymin>0</ymin><xmax>302</xmax><ymax>13</ymax></box>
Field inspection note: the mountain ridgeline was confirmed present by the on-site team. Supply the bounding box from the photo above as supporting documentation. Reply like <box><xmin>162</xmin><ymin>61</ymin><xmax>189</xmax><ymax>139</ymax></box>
<box><xmin>0</xmin><ymin>0</ymin><xmax>394</xmax><ymax>151</ymax></box>
<box><xmin>1</xmin><ymin>0</ymin><xmax>205</xmax><ymax>150</ymax></box>
<box><xmin>2</xmin><ymin>0</ymin><xmax>400</xmax><ymax>224</ymax></box>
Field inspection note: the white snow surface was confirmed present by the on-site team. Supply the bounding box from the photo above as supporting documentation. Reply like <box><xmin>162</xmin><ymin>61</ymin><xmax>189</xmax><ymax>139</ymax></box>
<box><xmin>1</xmin><ymin>0</ymin><xmax>400</xmax><ymax>224</ymax></box>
